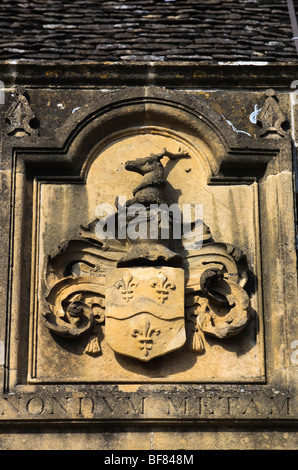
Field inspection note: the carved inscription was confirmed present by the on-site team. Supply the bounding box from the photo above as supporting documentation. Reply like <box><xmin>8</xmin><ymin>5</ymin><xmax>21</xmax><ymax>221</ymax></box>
<box><xmin>0</xmin><ymin>392</ymin><xmax>293</xmax><ymax>421</ymax></box>
<box><xmin>165</xmin><ymin>395</ymin><xmax>292</xmax><ymax>418</ymax></box>
<box><xmin>0</xmin><ymin>395</ymin><xmax>146</xmax><ymax>419</ymax></box>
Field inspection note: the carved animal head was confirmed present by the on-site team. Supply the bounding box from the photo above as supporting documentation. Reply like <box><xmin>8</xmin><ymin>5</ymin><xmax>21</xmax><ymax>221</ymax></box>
<box><xmin>124</xmin><ymin>147</ymin><xmax>190</xmax><ymax>177</ymax></box>
<box><xmin>125</xmin><ymin>154</ymin><xmax>163</xmax><ymax>176</ymax></box>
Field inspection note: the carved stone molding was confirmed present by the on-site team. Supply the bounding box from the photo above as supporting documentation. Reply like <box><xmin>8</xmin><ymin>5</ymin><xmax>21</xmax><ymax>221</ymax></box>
<box><xmin>257</xmin><ymin>88</ymin><xmax>289</xmax><ymax>138</ymax></box>
<box><xmin>5</xmin><ymin>86</ymin><xmax>39</xmax><ymax>137</ymax></box>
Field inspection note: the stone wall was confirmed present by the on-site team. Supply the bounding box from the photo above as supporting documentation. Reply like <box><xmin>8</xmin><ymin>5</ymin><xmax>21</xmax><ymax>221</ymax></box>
<box><xmin>0</xmin><ymin>62</ymin><xmax>297</xmax><ymax>450</ymax></box>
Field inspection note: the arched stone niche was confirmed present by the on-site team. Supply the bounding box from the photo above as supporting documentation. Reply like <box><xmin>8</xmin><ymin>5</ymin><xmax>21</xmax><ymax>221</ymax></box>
<box><xmin>27</xmin><ymin>86</ymin><xmax>270</xmax><ymax>384</ymax></box>
<box><xmin>36</xmin><ymin>86</ymin><xmax>264</xmax><ymax>274</ymax></box>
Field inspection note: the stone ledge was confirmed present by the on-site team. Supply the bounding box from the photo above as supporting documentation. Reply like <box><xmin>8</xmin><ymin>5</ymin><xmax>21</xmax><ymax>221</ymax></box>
<box><xmin>0</xmin><ymin>61</ymin><xmax>298</xmax><ymax>89</ymax></box>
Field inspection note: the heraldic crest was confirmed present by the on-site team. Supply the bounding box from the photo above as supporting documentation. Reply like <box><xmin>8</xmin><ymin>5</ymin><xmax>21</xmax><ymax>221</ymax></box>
<box><xmin>44</xmin><ymin>147</ymin><xmax>251</xmax><ymax>362</ymax></box>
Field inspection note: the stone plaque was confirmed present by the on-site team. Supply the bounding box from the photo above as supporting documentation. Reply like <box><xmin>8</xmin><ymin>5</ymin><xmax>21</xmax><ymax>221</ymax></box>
<box><xmin>34</xmin><ymin>133</ymin><xmax>257</xmax><ymax>383</ymax></box>
<box><xmin>0</xmin><ymin>65</ymin><xmax>297</xmax><ymax>449</ymax></box>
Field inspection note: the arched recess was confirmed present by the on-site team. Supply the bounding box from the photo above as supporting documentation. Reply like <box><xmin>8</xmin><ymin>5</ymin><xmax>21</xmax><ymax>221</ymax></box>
<box><xmin>5</xmin><ymin>85</ymin><xmax>289</xmax><ymax>389</ymax></box>
<box><xmin>25</xmin><ymin>86</ymin><xmax>268</xmax><ymax>385</ymax></box>
<box><xmin>33</xmin><ymin>85</ymin><xmax>263</xmax><ymax>284</ymax></box>
<box><xmin>57</xmin><ymin>86</ymin><xmax>240</xmax><ymax>181</ymax></box>
<box><xmin>33</xmin><ymin>86</ymin><xmax>246</xmax><ymax>253</ymax></box>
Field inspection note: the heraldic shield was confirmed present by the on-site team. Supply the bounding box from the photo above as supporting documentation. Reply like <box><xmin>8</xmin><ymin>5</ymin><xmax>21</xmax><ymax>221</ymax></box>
<box><xmin>105</xmin><ymin>267</ymin><xmax>186</xmax><ymax>361</ymax></box>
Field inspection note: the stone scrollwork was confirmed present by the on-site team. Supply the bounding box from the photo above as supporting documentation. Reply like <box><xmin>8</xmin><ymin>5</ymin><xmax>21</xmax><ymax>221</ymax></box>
<box><xmin>44</xmin><ymin>276</ymin><xmax>105</xmax><ymax>355</ymax></box>
<box><xmin>199</xmin><ymin>277</ymin><xmax>250</xmax><ymax>339</ymax></box>
<box><xmin>186</xmin><ymin>271</ymin><xmax>250</xmax><ymax>354</ymax></box>
<box><xmin>184</xmin><ymin>244</ymin><xmax>251</xmax><ymax>354</ymax></box>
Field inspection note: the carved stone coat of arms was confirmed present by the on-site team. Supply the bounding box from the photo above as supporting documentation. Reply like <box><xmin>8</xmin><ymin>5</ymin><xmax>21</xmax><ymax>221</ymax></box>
<box><xmin>44</xmin><ymin>147</ymin><xmax>251</xmax><ymax>363</ymax></box>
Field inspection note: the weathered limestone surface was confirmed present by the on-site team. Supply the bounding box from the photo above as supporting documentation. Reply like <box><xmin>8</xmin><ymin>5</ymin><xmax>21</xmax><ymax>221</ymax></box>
<box><xmin>0</xmin><ymin>63</ymin><xmax>297</xmax><ymax>450</ymax></box>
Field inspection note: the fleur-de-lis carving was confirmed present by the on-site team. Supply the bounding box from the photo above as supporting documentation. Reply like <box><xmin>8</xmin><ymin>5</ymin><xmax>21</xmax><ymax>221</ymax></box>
<box><xmin>132</xmin><ymin>321</ymin><xmax>160</xmax><ymax>356</ymax></box>
<box><xmin>116</xmin><ymin>272</ymin><xmax>138</xmax><ymax>302</ymax></box>
<box><xmin>151</xmin><ymin>272</ymin><xmax>176</xmax><ymax>303</ymax></box>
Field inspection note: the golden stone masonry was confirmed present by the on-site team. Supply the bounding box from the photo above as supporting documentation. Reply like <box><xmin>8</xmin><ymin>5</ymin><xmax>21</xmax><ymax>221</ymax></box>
<box><xmin>0</xmin><ymin>63</ymin><xmax>297</xmax><ymax>449</ymax></box>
